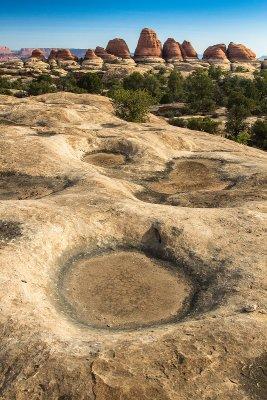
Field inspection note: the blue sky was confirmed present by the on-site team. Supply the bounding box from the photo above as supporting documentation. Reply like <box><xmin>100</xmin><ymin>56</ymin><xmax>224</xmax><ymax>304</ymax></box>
<box><xmin>1</xmin><ymin>1</ymin><xmax>266</xmax><ymax>55</ymax></box>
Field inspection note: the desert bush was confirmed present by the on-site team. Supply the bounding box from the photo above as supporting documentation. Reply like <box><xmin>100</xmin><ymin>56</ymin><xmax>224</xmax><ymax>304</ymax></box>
<box><xmin>235</xmin><ymin>66</ymin><xmax>249</xmax><ymax>73</ymax></box>
<box><xmin>27</xmin><ymin>75</ymin><xmax>56</xmax><ymax>95</ymax></box>
<box><xmin>112</xmin><ymin>88</ymin><xmax>154</xmax><ymax>122</ymax></box>
<box><xmin>186</xmin><ymin>117</ymin><xmax>220</xmax><ymax>133</ymax></box>
<box><xmin>250</xmin><ymin>120</ymin><xmax>267</xmax><ymax>150</ymax></box>
<box><xmin>169</xmin><ymin>118</ymin><xmax>187</xmax><ymax>128</ymax></box>
<box><xmin>76</xmin><ymin>72</ymin><xmax>103</xmax><ymax>93</ymax></box>
<box><xmin>234</xmin><ymin>131</ymin><xmax>251</xmax><ymax>145</ymax></box>
<box><xmin>169</xmin><ymin>117</ymin><xmax>220</xmax><ymax>133</ymax></box>
<box><xmin>184</xmin><ymin>70</ymin><xmax>217</xmax><ymax>113</ymax></box>
<box><xmin>123</xmin><ymin>72</ymin><xmax>144</xmax><ymax>91</ymax></box>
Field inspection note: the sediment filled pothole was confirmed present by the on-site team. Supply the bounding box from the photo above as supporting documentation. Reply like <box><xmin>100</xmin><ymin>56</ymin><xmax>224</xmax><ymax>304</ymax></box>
<box><xmin>136</xmin><ymin>158</ymin><xmax>238</xmax><ymax>208</ymax></box>
<box><xmin>59</xmin><ymin>250</ymin><xmax>192</xmax><ymax>330</ymax></box>
<box><xmin>0</xmin><ymin>172</ymin><xmax>75</xmax><ymax>200</ymax></box>
<box><xmin>83</xmin><ymin>152</ymin><xmax>126</xmax><ymax>168</ymax></box>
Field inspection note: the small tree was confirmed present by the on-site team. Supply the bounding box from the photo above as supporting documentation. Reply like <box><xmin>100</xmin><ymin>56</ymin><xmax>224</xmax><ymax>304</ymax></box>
<box><xmin>112</xmin><ymin>89</ymin><xmax>153</xmax><ymax>122</ymax></box>
<box><xmin>225</xmin><ymin>105</ymin><xmax>249</xmax><ymax>138</ymax></box>
<box><xmin>184</xmin><ymin>70</ymin><xmax>217</xmax><ymax>113</ymax></box>
<box><xmin>251</xmin><ymin>120</ymin><xmax>267</xmax><ymax>150</ymax></box>
<box><xmin>77</xmin><ymin>73</ymin><xmax>103</xmax><ymax>93</ymax></box>
<box><xmin>162</xmin><ymin>70</ymin><xmax>184</xmax><ymax>103</ymax></box>
<box><xmin>123</xmin><ymin>72</ymin><xmax>144</xmax><ymax>91</ymax></box>
<box><xmin>27</xmin><ymin>75</ymin><xmax>56</xmax><ymax>96</ymax></box>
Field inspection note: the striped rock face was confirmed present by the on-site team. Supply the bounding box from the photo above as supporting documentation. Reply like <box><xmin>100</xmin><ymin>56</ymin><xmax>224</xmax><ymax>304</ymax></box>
<box><xmin>106</xmin><ymin>38</ymin><xmax>131</xmax><ymax>59</ymax></box>
<box><xmin>134</xmin><ymin>28</ymin><xmax>163</xmax><ymax>58</ymax></box>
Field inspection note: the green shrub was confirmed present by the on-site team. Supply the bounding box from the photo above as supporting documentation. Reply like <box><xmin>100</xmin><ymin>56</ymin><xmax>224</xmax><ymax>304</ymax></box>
<box><xmin>169</xmin><ymin>118</ymin><xmax>187</xmax><ymax>128</ymax></box>
<box><xmin>226</xmin><ymin>105</ymin><xmax>249</xmax><ymax>137</ymax></box>
<box><xmin>27</xmin><ymin>75</ymin><xmax>56</xmax><ymax>95</ymax></box>
<box><xmin>234</xmin><ymin>131</ymin><xmax>251</xmax><ymax>145</ymax></box>
<box><xmin>184</xmin><ymin>70</ymin><xmax>217</xmax><ymax>113</ymax></box>
<box><xmin>169</xmin><ymin>117</ymin><xmax>220</xmax><ymax>133</ymax></box>
<box><xmin>250</xmin><ymin>120</ymin><xmax>267</xmax><ymax>150</ymax></box>
<box><xmin>123</xmin><ymin>72</ymin><xmax>144</xmax><ymax>91</ymax></box>
<box><xmin>76</xmin><ymin>73</ymin><xmax>103</xmax><ymax>93</ymax></box>
<box><xmin>235</xmin><ymin>66</ymin><xmax>249</xmax><ymax>73</ymax></box>
<box><xmin>112</xmin><ymin>89</ymin><xmax>154</xmax><ymax>122</ymax></box>
<box><xmin>186</xmin><ymin>117</ymin><xmax>220</xmax><ymax>133</ymax></box>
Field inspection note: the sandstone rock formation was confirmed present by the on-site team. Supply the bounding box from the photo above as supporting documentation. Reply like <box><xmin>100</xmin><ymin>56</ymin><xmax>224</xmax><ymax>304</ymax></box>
<box><xmin>0</xmin><ymin>91</ymin><xmax>266</xmax><ymax>400</ymax></box>
<box><xmin>48</xmin><ymin>49</ymin><xmax>58</xmax><ymax>60</ymax></box>
<box><xmin>82</xmin><ymin>49</ymin><xmax>103</xmax><ymax>69</ymax></box>
<box><xmin>181</xmin><ymin>40</ymin><xmax>198</xmax><ymax>59</ymax></box>
<box><xmin>227</xmin><ymin>42</ymin><xmax>256</xmax><ymax>61</ymax></box>
<box><xmin>0</xmin><ymin>46</ymin><xmax>11</xmax><ymax>54</ymax></box>
<box><xmin>163</xmin><ymin>38</ymin><xmax>183</xmax><ymax>62</ymax></box>
<box><xmin>203</xmin><ymin>44</ymin><xmax>228</xmax><ymax>60</ymax></box>
<box><xmin>95</xmin><ymin>46</ymin><xmax>119</xmax><ymax>62</ymax></box>
<box><xmin>56</xmin><ymin>49</ymin><xmax>77</xmax><ymax>61</ymax></box>
<box><xmin>106</xmin><ymin>38</ymin><xmax>131</xmax><ymax>59</ymax></box>
<box><xmin>134</xmin><ymin>28</ymin><xmax>164</xmax><ymax>63</ymax></box>
<box><xmin>30</xmin><ymin>49</ymin><xmax>46</xmax><ymax>60</ymax></box>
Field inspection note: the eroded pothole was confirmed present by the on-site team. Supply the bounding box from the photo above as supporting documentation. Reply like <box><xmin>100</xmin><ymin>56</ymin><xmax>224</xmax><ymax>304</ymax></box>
<box><xmin>58</xmin><ymin>250</ymin><xmax>192</xmax><ymax>330</ymax></box>
<box><xmin>136</xmin><ymin>158</ymin><xmax>258</xmax><ymax>208</ymax></box>
<box><xmin>83</xmin><ymin>152</ymin><xmax>126</xmax><ymax>168</ymax></box>
<box><xmin>0</xmin><ymin>172</ymin><xmax>76</xmax><ymax>200</ymax></box>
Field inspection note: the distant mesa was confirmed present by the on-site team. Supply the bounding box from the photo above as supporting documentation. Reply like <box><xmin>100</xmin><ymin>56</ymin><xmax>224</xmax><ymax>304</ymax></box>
<box><xmin>134</xmin><ymin>28</ymin><xmax>163</xmax><ymax>62</ymax></box>
<box><xmin>163</xmin><ymin>38</ymin><xmax>183</xmax><ymax>62</ymax></box>
<box><xmin>203</xmin><ymin>44</ymin><xmax>228</xmax><ymax>61</ymax></box>
<box><xmin>227</xmin><ymin>42</ymin><xmax>256</xmax><ymax>61</ymax></box>
<box><xmin>106</xmin><ymin>38</ymin><xmax>131</xmax><ymax>59</ymax></box>
<box><xmin>181</xmin><ymin>41</ymin><xmax>198</xmax><ymax>59</ymax></box>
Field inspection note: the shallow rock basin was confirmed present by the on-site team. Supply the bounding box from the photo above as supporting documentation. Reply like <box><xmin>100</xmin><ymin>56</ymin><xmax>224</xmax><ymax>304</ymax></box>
<box><xmin>59</xmin><ymin>250</ymin><xmax>192</xmax><ymax>330</ymax></box>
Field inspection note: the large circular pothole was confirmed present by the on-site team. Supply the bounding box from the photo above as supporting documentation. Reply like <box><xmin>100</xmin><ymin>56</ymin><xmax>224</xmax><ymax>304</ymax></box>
<box><xmin>83</xmin><ymin>152</ymin><xmax>126</xmax><ymax>168</ymax></box>
<box><xmin>59</xmin><ymin>250</ymin><xmax>192</xmax><ymax>330</ymax></box>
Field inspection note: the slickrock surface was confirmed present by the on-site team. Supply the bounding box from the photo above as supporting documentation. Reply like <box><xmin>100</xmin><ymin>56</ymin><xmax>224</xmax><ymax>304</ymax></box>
<box><xmin>134</xmin><ymin>28</ymin><xmax>163</xmax><ymax>62</ymax></box>
<box><xmin>227</xmin><ymin>42</ymin><xmax>257</xmax><ymax>61</ymax></box>
<box><xmin>106</xmin><ymin>38</ymin><xmax>131</xmax><ymax>59</ymax></box>
<box><xmin>163</xmin><ymin>38</ymin><xmax>183</xmax><ymax>62</ymax></box>
<box><xmin>181</xmin><ymin>40</ymin><xmax>198</xmax><ymax>59</ymax></box>
<box><xmin>0</xmin><ymin>92</ymin><xmax>266</xmax><ymax>399</ymax></box>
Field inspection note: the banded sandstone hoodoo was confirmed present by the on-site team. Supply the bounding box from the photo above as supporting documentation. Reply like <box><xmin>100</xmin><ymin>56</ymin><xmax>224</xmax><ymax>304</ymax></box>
<box><xmin>227</xmin><ymin>42</ymin><xmax>256</xmax><ymax>61</ymax></box>
<box><xmin>95</xmin><ymin>46</ymin><xmax>118</xmax><ymax>62</ymax></box>
<box><xmin>203</xmin><ymin>44</ymin><xmax>228</xmax><ymax>61</ymax></box>
<box><xmin>106</xmin><ymin>38</ymin><xmax>131</xmax><ymax>59</ymax></box>
<box><xmin>30</xmin><ymin>49</ymin><xmax>46</xmax><ymax>60</ymax></box>
<box><xmin>82</xmin><ymin>49</ymin><xmax>103</xmax><ymax>69</ymax></box>
<box><xmin>163</xmin><ymin>38</ymin><xmax>183</xmax><ymax>62</ymax></box>
<box><xmin>134</xmin><ymin>28</ymin><xmax>164</xmax><ymax>63</ymax></box>
<box><xmin>181</xmin><ymin>40</ymin><xmax>198</xmax><ymax>59</ymax></box>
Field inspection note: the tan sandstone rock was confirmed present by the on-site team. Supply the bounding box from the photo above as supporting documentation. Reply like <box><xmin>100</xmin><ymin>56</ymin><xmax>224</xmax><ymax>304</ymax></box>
<box><xmin>106</xmin><ymin>38</ymin><xmax>131</xmax><ymax>59</ymax></box>
<box><xmin>227</xmin><ymin>42</ymin><xmax>256</xmax><ymax>62</ymax></box>
<box><xmin>181</xmin><ymin>40</ymin><xmax>198</xmax><ymax>59</ymax></box>
<box><xmin>134</xmin><ymin>28</ymin><xmax>164</xmax><ymax>63</ymax></box>
<box><xmin>163</xmin><ymin>38</ymin><xmax>183</xmax><ymax>62</ymax></box>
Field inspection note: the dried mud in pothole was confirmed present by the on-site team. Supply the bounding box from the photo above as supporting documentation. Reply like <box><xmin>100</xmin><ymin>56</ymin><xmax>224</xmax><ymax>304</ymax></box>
<box><xmin>0</xmin><ymin>93</ymin><xmax>266</xmax><ymax>400</ymax></box>
<box><xmin>136</xmin><ymin>158</ymin><xmax>266</xmax><ymax>208</ymax></box>
<box><xmin>0</xmin><ymin>172</ymin><xmax>75</xmax><ymax>200</ymax></box>
<box><xmin>59</xmin><ymin>250</ymin><xmax>192</xmax><ymax>330</ymax></box>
